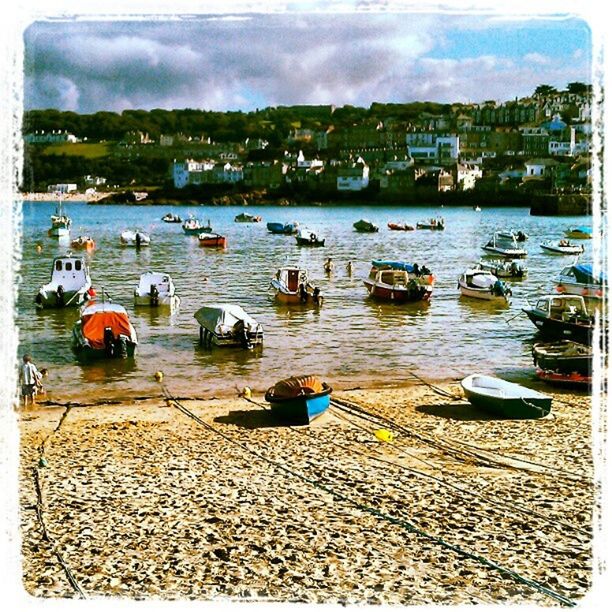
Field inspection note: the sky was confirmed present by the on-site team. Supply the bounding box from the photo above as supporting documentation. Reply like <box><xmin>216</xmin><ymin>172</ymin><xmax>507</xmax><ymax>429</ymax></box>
<box><xmin>23</xmin><ymin>10</ymin><xmax>592</xmax><ymax>114</ymax></box>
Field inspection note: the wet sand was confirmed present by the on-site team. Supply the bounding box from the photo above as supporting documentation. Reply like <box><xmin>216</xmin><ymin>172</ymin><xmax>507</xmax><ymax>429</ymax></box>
<box><xmin>17</xmin><ymin>381</ymin><xmax>598</xmax><ymax>606</ymax></box>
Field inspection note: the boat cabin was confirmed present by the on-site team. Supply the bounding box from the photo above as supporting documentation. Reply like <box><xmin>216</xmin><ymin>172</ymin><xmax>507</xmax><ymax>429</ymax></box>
<box><xmin>276</xmin><ymin>267</ymin><xmax>309</xmax><ymax>293</ymax></box>
<box><xmin>47</xmin><ymin>255</ymin><xmax>90</xmax><ymax>291</ymax></box>
<box><xmin>534</xmin><ymin>295</ymin><xmax>589</xmax><ymax>321</ymax></box>
<box><xmin>136</xmin><ymin>272</ymin><xmax>175</xmax><ymax>297</ymax></box>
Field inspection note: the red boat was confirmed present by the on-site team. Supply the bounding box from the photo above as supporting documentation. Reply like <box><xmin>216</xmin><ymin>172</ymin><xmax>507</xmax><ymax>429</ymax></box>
<box><xmin>198</xmin><ymin>232</ymin><xmax>227</xmax><ymax>248</ymax></box>
<box><xmin>535</xmin><ymin>367</ymin><xmax>591</xmax><ymax>388</ymax></box>
<box><xmin>363</xmin><ymin>260</ymin><xmax>434</xmax><ymax>302</ymax></box>
<box><xmin>388</xmin><ymin>222</ymin><xmax>414</xmax><ymax>231</ymax></box>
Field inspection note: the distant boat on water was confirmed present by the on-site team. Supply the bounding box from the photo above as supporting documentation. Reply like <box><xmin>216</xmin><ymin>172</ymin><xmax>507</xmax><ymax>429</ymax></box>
<box><xmin>353</xmin><ymin>219</ymin><xmax>378</xmax><ymax>233</ymax></box>
<box><xmin>235</xmin><ymin>212</ymin><xmax>262</xmax><ymax>223</ymax></box>
<box><xmin>48</xmin><ymin>199</ymin><xmax>71</xmax><ymax>237</ymax></box>
<box><xmin>565</xmin><ymin>226</ymin><xmax>592</xmax><ymax>239</ymax></box>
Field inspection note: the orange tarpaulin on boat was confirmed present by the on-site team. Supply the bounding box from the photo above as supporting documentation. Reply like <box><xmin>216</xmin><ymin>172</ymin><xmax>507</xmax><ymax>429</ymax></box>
<box><xmin>82</xmin><ymin>311</ymin><xmax>132</xmax><ymax>349</ymax></box>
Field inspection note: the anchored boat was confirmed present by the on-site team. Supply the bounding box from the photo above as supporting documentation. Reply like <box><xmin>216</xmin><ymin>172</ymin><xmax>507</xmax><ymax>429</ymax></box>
<box><xmin>364</xmin><ymin>260</ymin><xmax>434</xmax><ymax>302</ymax></box>
<box><xmin>235</xmin><ymin>212</ymin><xmax>262</xmax><ymax>223</ymax></box>
<box><xmin>565</xmin><ymin>226</ymin><xmax>592</xmax><ymax>239</ymax></box>
<box><xmin>416</xmin><ymin>217</ymin><xmax>445</xmax><ymax>230</ymax></box>
<box><xmin>353</xmin><ymin>219</ymin><xmax>379</xmax><ymax>233</ymax></box>
<box><xmin>557</xmin><ymin>263</ymin><xmax>605</xmax><ymax>299</ymax></box>
<box><xmin>195</xmin><ymin>304</ymin><xmax>263</xmax><ymax>348</ymax></box>
<box><xmin>482</xmin><ymin>232</ymin><xmax>527</xmax><ymax>258</ymax></box>
<box><xmin>265</xmin><ymin>375</ymin><xmax>332</xmax><ymax>425</ymax></box>
<box><xmin>183</xmin><ymin>216</ymin><xmax>211</xmax><ymax>235</ymax></box>
<box><xmin>35</xmin><ymin>254</ymin><xmax>93</xmax><ymax>309</ymax></box>
<box><xmin>70</xmin><ymin>235</ymin><xmax>96</xmax><ymax>251</ymax></box>
<box><xmin>540</xmin><ymin>240</ymin><xmax>584</xmax><ymax>255</ymax></box>
<box><xmin>532</xmin><ymin>340</ymin><xmax>592</xmax><ymax>377</ymax></box>
<box><xmin>387</xmin><ymin>222</ymin><xmax>414</xmax><ymax>231</ymax></box>
<box><xmin>161</xmin><ymin>213</ymin><xmax>182</xmax><ymax>223</ymax></box>
<box><xmin>461</xmin><ymin>374</ymin><xmax>552</xmax><ymax>419</ymax></box>
<box><xmin>498</xmin><ymin>229</ymin><xmax>528</xmax><ymax>242</ymax></box>
<box><xmin>458</xmin><ymin>269</ymin><xmax>511</xmax><ymax>303</ymax></box>
<box><xmin>296</xmin><ymin>228</ymin><xmax>325</xmax><ymax>246</ymax></box>
<box><xmin>267</xmin><ymin>222</ymin><xmax>299</xmax><ymax>235</ymax></box>
<box><xmin>48</xmin><ymin>200</ymin><xmax>72</xmax><ymax>237</ymax></box>
<box><xmin>271</xmin><ymin>266</ymin><xmax>322</xmax><ymax>305</ymax></box>
<box><xmin>198</xmin><ymin>232</ymin><xmax>227</xmax><ymax>248</ymax></box>
<box><xmin>120</xmin><ymin>230</ymin><xmax>150</xmax><ymax>247</ymax></box>
<box><xmin>476</xmin><ymin>259</ymin><xmax>527</xmax><ymax>279</ymax></box>
<box><xmin>134</xmin><ymin>272</ymin><xmax>180</xmax><ymax>308</ymax></box>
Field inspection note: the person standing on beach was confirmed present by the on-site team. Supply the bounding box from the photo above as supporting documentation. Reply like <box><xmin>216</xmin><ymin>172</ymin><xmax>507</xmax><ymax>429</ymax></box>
<box><xmin>19</xmin><ymin>354</ymin><xmax>41</xmax><ymax>407</ymax></box>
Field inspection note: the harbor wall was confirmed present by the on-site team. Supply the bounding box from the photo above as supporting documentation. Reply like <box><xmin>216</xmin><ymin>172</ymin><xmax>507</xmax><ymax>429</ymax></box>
<box><xmin>530</xmin><ymin>194</ymin><xmax>591</xmax><ymax>216</ymax></box>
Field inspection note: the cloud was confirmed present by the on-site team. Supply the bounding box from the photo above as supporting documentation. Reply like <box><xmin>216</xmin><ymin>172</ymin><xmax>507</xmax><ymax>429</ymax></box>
<box><xmin>523</xmin><ymin>52</ymin><xmax>550</xmax><ymax>65</ymax></box>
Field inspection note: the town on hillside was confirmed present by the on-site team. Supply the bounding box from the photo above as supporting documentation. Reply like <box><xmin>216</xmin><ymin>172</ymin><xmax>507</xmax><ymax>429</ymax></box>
<box><xmin>21</xmin><ymin>83</ymin><xmax>593</xmax><ymax>212</ymax></box>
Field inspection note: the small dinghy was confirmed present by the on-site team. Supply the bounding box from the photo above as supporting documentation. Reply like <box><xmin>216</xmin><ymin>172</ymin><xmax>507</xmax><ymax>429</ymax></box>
<box><xmin>296</xmin><ymin>228</ymin><xmax>325</xmax><ymax>246</ymax></box>
<box><xmin>477</xmin><ymin>259</ymin><xmax>527</xmax><ymax>279</ymax></box>
<box><xmin>120</xmin><ymin>230</ymin><xmax>150</xmax><ymax>247</ymax></box>
<box><xmin>195</xmin><ymin>304</ymin><xmax>263</xmax><ymax>348</ymax></box>
<box><xmin>416</xmin><ymin>217</ymin><xmax>445</xmax><ymax>230</ymax></box>
<box><xmin>35</xmin><ymin>254</ymin><xmax>93</xmax><ymax>309</ymax></box>
<box><xmin>387</xmin><ymin>222</ymin><xmax>414</xmax><ymax>231</ymax></box>
<box><xmin>540</xmin><ymin>240</ymin><xmax>584</xmax><ymax>255</ymax></box>
<box><xmin>70</xmin><ymin>235</ymin><xmax>96</xmax><ymax>251</ymax></box>
<box><xmin>161</xmin><ymin>213</ymin><xmax>182</xmax><ymax>223</ymax></box>
<box><xmin>461</xmin><ymin>374</ymin><xmax>552</xmax><ymax>419</ymax></box>
<box><xmin>557</xmin><ymin>263</ymin><xmax>605</xmax><ymax>299</ymax></box>
<box><xmin>353</xmin><ymin>219</ymin><xmax>379</xmax><ymax>233</ymax></box>
<box><xmin>134</xmin><ymin>272</ymin><xmax>180</xmax><ymax>309</ymax></box>
<box><xmin>198</xmin><ymin>232</ymin><xmax>227</xmax><ymax>248</ymax></box>
<box><xmin>532</xmin><ymin>340</ymin><xmax>592</xmax><ymax>377</ymax></box>
<box><xmin>482</xmin><ymin>232</ymin><xmax>527</xmax><ymax>258</ymax></box>
<box><xmin>267</xmin><ymin>222</ymin><xmax>299</xmax><ymax>235</ymax></box>
<box><xmin>265</xmin><ymin>375</ymin><xmax>332</xmax><ymax>425</ymax></box>
<box><xmin>271</xmin><ymin>266</ymin><xmax>322</xmax><ymax>305</ymax></box>
<box><xmin>565</xmin><ymin>226</ymin><xmax>592</xmax><ymax>239</ymax></box>
<box><xmin>235</xmin><ymin>212</ymin><xmax>262</xmax><ymax>223</ymax></box>
<box><xmin>458</xmin><ymin>269</ymin><xmax>511</xmax><ymax>303</ymax></box>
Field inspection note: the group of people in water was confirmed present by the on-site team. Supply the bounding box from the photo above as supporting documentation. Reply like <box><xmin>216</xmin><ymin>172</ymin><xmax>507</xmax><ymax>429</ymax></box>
<box><xmin>324</xmin><ymin>257</ymin><xmax>354</xmax><ymax>276</ymax></box>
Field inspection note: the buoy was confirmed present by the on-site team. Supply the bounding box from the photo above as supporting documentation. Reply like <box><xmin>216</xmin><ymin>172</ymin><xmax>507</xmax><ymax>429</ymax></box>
<box><xmin>38</xmin><ymin>457</ymin><xmax>48</xmax><ymax>468</ymax></box>
<box><xmin>374</xmin><ymin>429</ymin><xmax>394</xmax><ymax>443</ymax></box>
<box><xmin>154</xmin><ymin>371</ymin><xmax>163</xmax><ymax>382</ymax></box>
<box><xmin>241</xmin><ymin>386</ymin><xmax>252</xmax><ymax>399</ymax></box>
<box><xmin>36</xmin><ymin>244</ymin><xmax>42</xmax><ymax>253</ymax></box>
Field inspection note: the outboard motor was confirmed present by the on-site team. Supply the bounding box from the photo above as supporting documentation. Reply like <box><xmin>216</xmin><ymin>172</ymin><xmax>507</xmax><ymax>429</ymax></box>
<box><xmin>103</xmin><ymin>326</ymin><xmax>115</xmax><ymax>358</ymax></box>
<box><xmin>56</xmin><ymin>285</ymin><xmax>65</xmax><ymax>306</ymax></box>
<box><xmin>117</xmin><ymin>336</ymin><xmax>128</xmax><ymax>359</ymax></box>
<box><xmin>150</xmin><ymin>284</ymin><xmax>159</xmax><ymax>306</ymax></box>
<box><xmin>135</xmin><ymin>232</ymin><xmax>142</xmax><ymax>248</ymax></box>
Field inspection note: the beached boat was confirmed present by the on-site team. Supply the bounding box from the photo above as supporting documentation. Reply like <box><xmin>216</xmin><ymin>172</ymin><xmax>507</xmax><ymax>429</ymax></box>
<box><xmin>364</xmin><ymin>260</ymin><xmax>434</xmax><ymax>302</ymax></box>
<box><xmin>565</xmin><ymin>226</ymin><xmax>592</xmax><ymax>239</ymax></box>
<box><xmin>535</xmin><ymin>368</ymin><xmax>592</xmax><ymax>388</ymax></box>
<box><xmin>476</xmin><ymin>259</ymin><xmax>527</xmax><ymax>279</ymax></box>
<box><xmin>295</xmin><ymin>228</ymin><xmax>325</xmax><ymax>246</ymax></box>
<box><xmin>458</xmin><ymin>269</ymin><xmax>511</xmax><ymax>303</ymax></box>
<box><xmin>35</xmin><ymin>254</ymin><xmax>93</xmax><ymax>309</ymax></box>
<box><xmin>353</xmin><ymin>219</ymin><xmax>379</xmax><ymax>233</ymax></box>
<box><xmin>161</xmin><ymin>213</ymin><xmax>182</xmax><ymax>223</ymax></box>
<box><xmin>48</xmin><ymin>200</ymin><xmax>72</xmax><ymax>237</ymax></box>
<box><xmin>265</xmin><ymin>375</ymin><xmax>332</xmax><ymax>425</ymax></box>
<box><xmin>271</xmin><ymin>266</ymin><xmax>322</xmax><ymax>305</ymax></box>
<box><xmin>532</xmin><ymin>340</ymin><xmax>592</xmax><ymax>376</ymax></box>
<box><xmin>267</xmin><ymin>222</ymin><xmax>299</xmax><ymax>235</ymax></box>
<box><xmin>557</xmin><ymin>264</ymin><xmax>605</xmax><ymax>299</ymax></box>
<box><xmin>498</xmin><ymin>229</ymin><xmax>528</xmax><ymax>242</ymax></box>
<box><xmin>387</xmin><ymin>222</ymin><xmax>414</xmax><ymax>231</ymax></box>
<box><xmin>120</xmin><ymin>230</ymin><xmax>150</xmax><ymax>247</ymax></box>
<box><xmin>134</xmin><ymin>272</ymin><xmax>180</xmax><ymax>308</ymax></box>
<box><xmin>522</xmin><ymin>294</ymin><xmax>595</xmax><ymax>344</ymax></box>
<box><xmin>234</xmin><ymin>212</ymin><xmax>262</xmax><ymax>223</ymax></box>
<box><xmin>70</xmin><ymin>235</ymin><xmax>96</xmax><ymax>251</ymax></box>
<box><xmin>416</xmin><ymin>217</ymin><xmax>445</xmax><ymax>230</ymax></box>
<box><xmin>461</xmin><ymin>374</ymin><xmax>552</xmax><ymax>419</ymax></box>
<box><xmin>198</xmin><ymin>232</ymin><xmax>227</xmax><ymax>248</ymax></box>
<box><xmin>194</xmin><ymin>304</ymin><xmax>263</xmax><ymax>348</ymax></box>
<box><xmin>482</xmin><ymin>232</ymin><xmax>527</xmax><ymax>258</ymax></box>
<box><xmin>72</xmin><ymin>301</ymin><xmax>138</xmax><ymax>361</ymax></box>
<box><xmin>182</xmin><ymin>216</ymin><xmax>211</xmax><ymax>235</ymax></box>
<box><xmin>540</xmin><ymin>240</ymin><xmax>584</xmax><ymax>255</ymax></box>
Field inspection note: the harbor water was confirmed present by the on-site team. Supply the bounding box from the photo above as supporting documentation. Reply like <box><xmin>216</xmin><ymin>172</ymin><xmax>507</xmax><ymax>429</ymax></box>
<box><xmin>16</xmin><ymin>201</ymin><xmax>598</xmax><ymax>401</ymax></box>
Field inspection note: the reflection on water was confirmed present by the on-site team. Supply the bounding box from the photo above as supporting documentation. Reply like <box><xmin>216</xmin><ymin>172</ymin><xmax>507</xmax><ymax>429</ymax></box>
<box><xmin>16</xmin><ymin>202</ymin><xmax>595</xmax><ymax>400</ymax></box>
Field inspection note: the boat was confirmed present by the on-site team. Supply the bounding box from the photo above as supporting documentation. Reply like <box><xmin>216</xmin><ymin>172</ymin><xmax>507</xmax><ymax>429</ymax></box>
<box><xmin>271</xmin><ymin>267</ymin><xmax>322</xmax><ymax>305</ymax></box>
<box><xmin>295</xmin><ymin>228</ymin><xmax>325</xmax><ymax>246</ymax></box>
<box><xmin>364</xmin><ymin>260</ymin><xmax>434</xmax><ymax>302</ymax></box>
<box><xmin>134</xmin><ymin>272</ymin><xmax>181</xmax><ymax>308</ymax></box>
<box><xmin>522</xmin><ymin>294</ymin><xmax>595</xmax><ymax>344</ymax></box>
<box><xmin>458</xmin><ymin>269</ymin><xmax>511</xmax><ymax>303</ymax></box>
<box><xmin>182</xmin><ymin>216</ymin><xmax>211</xmax><ymax>235</ymax></box>
<box><xmin>194</xmin><ymin>304</ymin><xmax>264</xmax><ymax>348</ymax></box>
<box><xmin>70</xmin><ymin>235</ymin><xmax>96</xmax><ymax>251</ymax></box>
<box><xmin>498</xmin><ymin>229</ymin><xmax>528</xmax><ymax>242</ymax></box>
<box><xmin>72</xmin><ymin>301</ymin><xmax>138</xmax><ymax>361</ymax></box>
<box><xmin>235</xmin><ymin>212</ymin><xmax>262</xmax><ymax>223</ymax></box>
<box><xmin>198</xmin><ymin>232</ymin><xmax>227</xmax><ymax>248</ymax></box>
<box><xmin>265</xmin><ymin>375</ymin><xmax>332</xmax><ymax>425</ymax></box>
<box><xmin>161</xmin><ymin>213</ymin><xmax>182</xmax><ymax>223</ymax></box>
<box><xmin>556</xmin><ymin>263</ymin><xmax>605</xmax><ymax>299</ymax></box>
<box><xmin>416</xmin><ymin>217</ymin><xmax>445</xmax><ymax>230</ymax></box>
<box><xmin>353</xmin><ymin>219</ymin><xmax>379</xmax><ymax>233</ymax></box>
<box><xmin>48</xmin><ymin>200</ymin><xmax>72</xmax><ymax>237</ymax></box>
<box><xmin>565</xmin><ymin>226</ymin><xmax>592</xmax><ymax>239</ymax></box>
<box><xmin>461</xmin><ymin>374</ymin><xmax>552</xmax><ymax>419</ymax></box>
<box><xmin>476</xmin><ymin>259</ymin><xmax>527</xmax><ymax>279</ymax></box>
<box><xmin>120</xmin><ymin>230</ymin><xmax>150</xmax><ymax>247</ymax></box>
<box><xmin>482</xmin><ymin>232</ymin><xmax>527</xmax><ymax>258</ymax></box>
<box><xmin>540</xmin><ymin>240</ymin><xmax>584</xmax><ymax>255</ymax></box>
<box><xmin>267</xmin><ymin>222</ymin><xmax>299</xmax><ymax>235</ymax></box>
<box><xmin>532</xmin><ymin>340</ymin><xmax>592</xmax><ymax>377</ymax></box>
<box><xmin>473</xmin><ymin>206</ymin><xmax>481</xmax><ymax>212</ymax></box>
<box><xmin>34</xmin><ymin>254</ymin><xmax>93</xmax><ymax>309</ymax></box>
<box><xmin>387</xmin><ymin>222</ymin><xmax>414</xmax><ymax>231</ymax></box>
<box><xmin>535</xmin><ymin>368</ymin><xmax>591</xmax><ymax>388</ymax></box>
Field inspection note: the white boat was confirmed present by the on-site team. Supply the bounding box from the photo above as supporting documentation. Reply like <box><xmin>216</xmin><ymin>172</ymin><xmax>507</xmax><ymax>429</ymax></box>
<box><xmin>194</xmin><ymin>304</ymin><xmax>264</xmax><ymax>348</ymax></box>
<box><xmin>476</xmin><ymin>259</ymin><xmax>527</xmax><ymax>279</ymax></box>
<box><xmin>48</xmin><ymin>200</ymin><xmax>72</xmax><ymax>237</ymax></box>
<box><xmin>458</xmin><ymin>268</ymin><xmax>511</xmax><ymax>303</ymax></box>
<box><xmin>35</xmin><ymin>254</ymin><xmax>93</xmax><ymax>309</ymax></box>
<box><xmin>482</xmin><ymin>232</ymin><xmax>527</xmax><ymax>258</ymax></box>
<box><xmin>134</xmin><ymin>272</ymin><xmax>181</xmax><ymax>308</ymax></box>
<box><xmin>296</xmin><ymin>228</ymin><xmax>325</xmax><ymax>246</ymax></box>
<box><xmin>557</xmin><ymin>264</ymin><xmax>605</xmax><ymax>299</ymax></box>
<box><xmin>270</xmin><ymin>266</ymin><xmax>322</xmax><ymax>305</ymax></box>
<box><xmin>120</xmin><ymin>230</ymin><xmax>150</xmax><ymax>247</ymax></box>
<box><xmin>540</xmin><ymin>240</ymin><xmax>584</xmax><ymax>255</ymax></box>
<box><xmin>498</xmin><ymin>229</ymin><xmax>528</xmax><ymax>242</ymax></box>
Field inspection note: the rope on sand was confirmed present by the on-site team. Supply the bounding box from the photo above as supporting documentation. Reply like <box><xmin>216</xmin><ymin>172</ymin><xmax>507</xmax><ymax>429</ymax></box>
<box><xmin>162</xmin><ymin>385</ymin><xmax>576</xmax><ymax>608</ymax></box>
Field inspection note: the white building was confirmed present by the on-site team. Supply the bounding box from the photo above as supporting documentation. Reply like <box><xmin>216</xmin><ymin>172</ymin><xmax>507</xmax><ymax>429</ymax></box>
<box><xmin>173</xmin><ymin>159</ymin><xmax>215</xmax><ymax>188</ymax></box>
<box><xmin>406</xmin><ymin>133</ymin><xmax>460</xmax><ymax>163</ymax></box>
<box><xmin>47</xmin><ymin>183</ymin><xmax>78</xmax><ymax>193</ymax></box>
<box><xmin>25</xmin><ymin>130</ymin><xmax>78</xmax><ymax>144</ymax></box>
<box><xmin>455</xmin><ymin>163</ymin><xmax>482</xmax><ymax>191</ymax></box>
<box><xmin>337</xmin><ymin>157</ymin><xmax>369</xmax><ymax>191</ymax></box>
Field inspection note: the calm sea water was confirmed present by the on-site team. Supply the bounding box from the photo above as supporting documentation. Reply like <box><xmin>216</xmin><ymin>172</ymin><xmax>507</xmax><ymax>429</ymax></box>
<box><xmin>16</xmin><ymin>201</ymin><xmax>597</xmax><ymax>401</ymax></box>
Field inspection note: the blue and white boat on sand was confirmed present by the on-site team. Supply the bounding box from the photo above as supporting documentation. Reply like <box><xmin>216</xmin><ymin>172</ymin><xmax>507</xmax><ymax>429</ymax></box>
<box><xmin>265</xmin><ymin>375</ymin><xmax>332</xmax><ymax>425</ymax></box>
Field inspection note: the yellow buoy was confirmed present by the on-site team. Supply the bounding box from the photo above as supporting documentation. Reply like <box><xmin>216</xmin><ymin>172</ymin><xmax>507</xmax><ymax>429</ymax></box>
<box><xmin>241</xmin><ymin>386</ymin><xmax>252</xmax><ymax>399</ymax></box>
<box><xmin>36</xmin><ymin>244</ymin><xmax>42</xmax><ymax>253</ymax></box>
<box><xmin>154</xmin><ymin>371</ymin><xmax>163</xmax><ymax>382</ymax></box>
<box><xmin>374</xmin><ymin>429</ymin><xmax>394</xmax><ymax>443</ymax></box>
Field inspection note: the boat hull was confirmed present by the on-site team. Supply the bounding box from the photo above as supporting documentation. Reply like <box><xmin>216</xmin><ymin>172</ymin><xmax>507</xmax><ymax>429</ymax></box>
<box><xmin>523</xmin><ymin>309</ymin><xmax>592</xmax><ymax>344</ymax></box>
<box><xmin>416</xmin><ymin>223</ymin><xmax>444</xmax><ymax>230</ymax></box>
<box><xmin>198</xmin><ymin>236</ymin><xmax>227</xmax><ymax>248</ymax></box>
<box><xmin>388</xmin><ymin>223</ymin><xmax>414</xmax><ymax>231</ymax></box>
<box><xmin>458</xmin><ymin>283</ymin><xmax>509</xmax><ymax>303</ymax></box>
<box><xmin>535</xmin><ymin>368</ymin><xmax>591</xmax><ymax>388</ymax></box>
<box><xmin>296</xmin><ymin>236</ymin><xmax>325</xmax><ymax>246</ymax></box>
<box><xmin>48</xmin><ymin>226</ymin><xmax>70</xmax><ymax>238</ymax></box>
<box><xmin>463</xmin><ymin>386</ymin><xmax>551</xmax><ymax>419</ymax></box>
<box><xmin>72</xmin><ymin>325</ymin><xmax>137</xmax><ymax>361</ymax></box>
<box><xmin>556</xmin><ymin>282</ymin><xmax>604</xmax><ymax>299</ymax></box>
<box><xmin>482</xmin><ymin>246</ymin><xmax>526</xmax><ymax>258</ymax></box>
<box><xmin>134</xmin><ymin>294</ymin><xmax>181</xmax><ymax>309</ymax></box>
<box><xmin>364</xmin><ymin>279</ymin><xmax>432</xmax><ymax>302</ymax></box>
<box><xmin>532</xmin><ymin>341</ymin><xmax>592</xmax><ymax>376</ymax></box>
<box><xmin>198</xmin><ymin>326</ymin><xmax>263</xmax><ymax>348</ymax></box>
<box><xmin>565</xmin><ymin>230</ymin><xmax>591</xmax><ymax>239</ymax></box>
<box><xmin>35</xmin><ymin>288</ymin><xmax>89</xmax><ymax>309</ymax></box>
<box><xmin>541</xmin><ymin>245</ymin><xmax>584</xmax><ymax>255</ymax></box>
<box><xmin>266</xmin><ymin>385</ymin><xmax>332</xmax><ymax>425</ymax></box>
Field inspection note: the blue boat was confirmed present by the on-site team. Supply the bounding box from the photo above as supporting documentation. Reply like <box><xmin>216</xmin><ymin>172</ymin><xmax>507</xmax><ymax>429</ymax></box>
<box><xmin>265</xmin><ymin>376</ymin><xmax>332</xmax><ymax>425</ymax></box>
<box><xmin>267</xmin><ymin>222</ymin><xmax>299</xmax><ymax>235</ymax></box>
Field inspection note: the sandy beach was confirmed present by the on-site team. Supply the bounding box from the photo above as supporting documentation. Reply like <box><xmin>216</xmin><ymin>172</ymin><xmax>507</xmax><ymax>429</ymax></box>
<box><xmin>16</xmin><ymin>380</ymin><xmax>598</xmax><ymax>606</ymax></box>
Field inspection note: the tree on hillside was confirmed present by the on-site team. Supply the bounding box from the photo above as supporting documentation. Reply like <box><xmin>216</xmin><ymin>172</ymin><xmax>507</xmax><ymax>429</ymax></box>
<box><xmin>567</xmin><ymin>82</ymin><xmax>591</xmax><ymax>95</ymax></box>
<box><xmin>534</xmin><ymin>84</ymin><xmax>557</xmax><ymax>96</ymax></box>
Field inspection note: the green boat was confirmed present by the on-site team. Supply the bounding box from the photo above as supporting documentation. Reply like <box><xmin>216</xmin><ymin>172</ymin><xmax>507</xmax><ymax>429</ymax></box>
<box><xmin>461</xmin><ymin>374</ymin><xmax>552</xmax><ymax>419</ymax></box>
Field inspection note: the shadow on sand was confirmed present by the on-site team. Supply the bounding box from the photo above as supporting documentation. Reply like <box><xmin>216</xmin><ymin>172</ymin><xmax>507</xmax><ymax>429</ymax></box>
<box><xmin>214</xmin><ymin>409</ymin><xmax>288</xmax><ymax>429</ymax></box>
<box><xmin>416</xmin><ymin>402</ymin><xmax>501</xmax><ymax>421</ymax></box>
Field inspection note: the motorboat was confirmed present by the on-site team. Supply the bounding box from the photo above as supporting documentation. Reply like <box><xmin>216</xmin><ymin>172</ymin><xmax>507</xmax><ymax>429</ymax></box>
<box><xmin>387</xmin><ymin>222</ymin><xmax>414</xmax><ymax>231</ymax></box>
<box><xmin>267</xmin><ymin>222</ymin><xmax>299</xmax><ymax>235</ymax></box>
<box><xmin>353</xmin><ymin>219</ymin><xmax>379</xmax><ymax>233</ymax></box>
<box><xmin>235</xmin><ymin>212</ymin><xmax>262</xmax><ymax>223</ymax></box>
<box><xmin>48</xmin><ymin>200</ymin><xmax>72</xmax><ymax>237</ymax></box>
<box><xmin>198</xmin><ymin>232</ymin><xmax>227</xmax><ymax>248</ymax></box>
<box><xmin>565</xmin><ymin>226</ymin><xmax>592</xmax><ymax>239</ymax></box>
<box><xmin>120</xmin><ymin>230</ymin><xmax>150</xmax><ymax>247</ymax></box>
<box><xmin>473</xmin><ymin>206</ymin><xmax>481</xmax><ymax>212</ymax></box>
<box><xmin>70</xmin><ymin>235</ymin><xmax>96</xmax><ymax>251</ymax></box>
<box><xmin>72</xmin><ymin>301</ymin><xmax>138</xmax><ymax>361</ymax></box>
<box><xmin>522</xmin><ymin>295</ymin><xmax>595</xmax><ymax>344</ymax></box>
<box><xmin>476</xmin><ymin>259</ymin><xmax>527</xmax><ymax>279</ymax></box>
<box><xmin>540</xmin><ymin>240</ymin><xmax>584</xmax><ymax>255</ymax></box>
<box><xmin>363</xmin><ymin>260</ymin><xmax>434</xmax><ymax>302</ymax></box>
<box><xmin>134</xmin><ymin>272</ymin><xmax>180</xmax><ymax>308</ymax></box>
<box><xmin>296</xmin><ymin>228</ymin><xmax>325</xmax><ymax>246</ymax></box>
<box><xmin>265</xmin><ymin>375</ymin><xmax>332</xmax><ymax>425</ymax></box>
<box><xmin>498</xmin><ymin>229</ymin><xmax>528</xmax><ymax>242</ymax></box>
<box><xmin>161</xmin><ymin>213</ymin><xmax>182</xmax><ymax>223</ymax></box>
<box><xmin>458</xmin><ymin>269</ymin><xmax>511</xmax><ymax>303</ymax></box>
<box><xmin>271</xmin><ymin>266</ymin><xmax>322</xmax><ymax>305</ymax></box>
<box><xmin>482</xmin><ymin>232</ymin><xmax>527</xmax><ymax>258</ymax></box>
<box><xmin>461</xmin><ymin>374</ymin><xmax>552</xmax><ymax>419</ymax></box>
<box><xmin>194</xmin><ymin>304</ymin><xmax>264</xmax><ymax>348</ymax></box>
<box><xmin>182</xmin><ymin>216</ymin><xmax>211</xmax><ymax>235</ymax></box>
<box><xmin>532</xmin><ymin>340</ymin><xmax>592</xmax><ymax>377</ymax></box>
<box><xmin>416</xmin><ymin>217</ymin><xmax>445</xmax><ymax>230</ymax></box>
<box><xmin>35</xmin><ymin>254</ymin><xmax>93</xmax><ymax>309</ymax></box>
<box><xmin>556</xmin><ymin>263</ymin><xmax>605</xmax><ymax>299</ymax></box>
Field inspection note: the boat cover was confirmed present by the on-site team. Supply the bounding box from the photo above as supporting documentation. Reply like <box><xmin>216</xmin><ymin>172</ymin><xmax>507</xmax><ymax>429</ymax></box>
<box><xmin>569</xmin><ymin>264</ymin><xmax>606</xmax><ymax>284</ymax></box>
<box><xmin>136</xmin><ymin>272</ymin><xmax>173</xmax><ymax>296</ymax></box>
<box><xmin>81</xmin><ymin>303</ymin><xmax>134</xmax><ymax>349</ymax></box>
<box><xmin>469</xmin><ymin>271</ymin><xmax>495</xmax><ymax>288</ymax></box>
<box><xmin>194</xmin><ymin>304</ymin><xmax>260</xmax><ymax>336</ymax></box>
<box><xmin>372</xmin><ymin>260</ymin><xmax>416</xmax><ymax>273</ymax></box>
